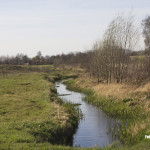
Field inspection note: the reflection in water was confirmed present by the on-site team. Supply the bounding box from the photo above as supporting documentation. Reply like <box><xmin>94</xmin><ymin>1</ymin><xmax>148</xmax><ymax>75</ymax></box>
<box><xmin>55</xmin><ymin>82</ymin><xmax>118</xmax><ymax>148</ymax></box>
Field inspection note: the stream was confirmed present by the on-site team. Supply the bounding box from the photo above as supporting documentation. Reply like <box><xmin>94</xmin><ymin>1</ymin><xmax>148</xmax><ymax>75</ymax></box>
<box><xmin>55</xmin><ymin>81</ymin><xmax>118</xmax><ymax>148</ymax></box>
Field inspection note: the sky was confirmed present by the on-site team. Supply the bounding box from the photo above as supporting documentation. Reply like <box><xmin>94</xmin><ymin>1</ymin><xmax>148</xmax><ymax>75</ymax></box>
<box><xmin>0</xmin><ymin>0</ymin><xmax>150</xmax><ymax>57</ymax></box>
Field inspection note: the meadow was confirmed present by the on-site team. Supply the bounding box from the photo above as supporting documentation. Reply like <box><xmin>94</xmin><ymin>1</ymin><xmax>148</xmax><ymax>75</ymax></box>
<box><xmin>0</xmin><ymin>66</ymin><xmax>80</xmax><ymax>149</ymax></box>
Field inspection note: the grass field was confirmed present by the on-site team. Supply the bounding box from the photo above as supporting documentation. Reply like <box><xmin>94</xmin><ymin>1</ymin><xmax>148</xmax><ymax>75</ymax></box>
<box><xmin>0</xmin><ymin>69</ymin><xmax>80</xmax><ymax>149</ymax></box>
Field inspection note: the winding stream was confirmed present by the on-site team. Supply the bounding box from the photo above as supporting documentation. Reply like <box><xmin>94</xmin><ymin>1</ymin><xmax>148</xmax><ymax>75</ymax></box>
<box><xmin>55</xmin><ymin>81</ymin><xmax>118</xmax><ymax>148</ymax></box>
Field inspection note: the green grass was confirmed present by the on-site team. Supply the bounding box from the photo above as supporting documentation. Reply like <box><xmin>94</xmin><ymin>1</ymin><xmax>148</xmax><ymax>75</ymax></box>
<box><xmin>28</xmin><ymin>65</ymin><xmax>54</xmax><ymax>68</ymax></box>
<box><xmin>1</xmin><ymin>140</ymin><xmax>150</xmax><ymax>150</ymax></box>
<box><xmin>26</xmin><ymin>65</ymin><xmax>55</xmax><ymax>72</ymax></box>
<box><xmin>51</xmin><ymin>70</ymin><xmax>78</xmax><ymax>81</ymax></box>
<box><xmin>0</xmin><ymin>72</ymin><xmax>80</xmax><ymax>149</ymax></box>
<box><xmin>0</xmin><ymin>65</ymin><xmax>55</xmax><ymax>76</ymax></box>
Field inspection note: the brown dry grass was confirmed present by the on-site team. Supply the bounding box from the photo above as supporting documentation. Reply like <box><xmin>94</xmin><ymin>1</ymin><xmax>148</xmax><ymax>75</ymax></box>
<box><xmin>129</xmin><ymin>122</ymin><xmax>146</xmax><ymax>137</ymax></box>
<box><xmin>93</xmin><ymin>84</ymin><xmax>132</xmax><ymax>99</ymax></box>
<box><xmin>74</xmin><ymin>72</ymin><xmax>150</xmax><ymax>111</ymax></box>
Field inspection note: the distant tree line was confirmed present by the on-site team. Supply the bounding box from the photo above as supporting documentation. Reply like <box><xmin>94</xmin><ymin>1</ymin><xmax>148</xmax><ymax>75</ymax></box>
<box><xmin>0</xmin><ymin>14</ymin><xmax>150</xmax><ymax>84</ymax></box>
<box><xmin>0</xmin><ymin>51</ymin><xmax>53</xmax><ymax>65</ymax></box>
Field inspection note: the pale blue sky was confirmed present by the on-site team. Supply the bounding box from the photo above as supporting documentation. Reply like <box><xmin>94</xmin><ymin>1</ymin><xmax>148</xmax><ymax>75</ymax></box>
<box><xmin>0</xmin><ymin>0</ymin><xmax>149</xmax><ymax>57</ymax></box>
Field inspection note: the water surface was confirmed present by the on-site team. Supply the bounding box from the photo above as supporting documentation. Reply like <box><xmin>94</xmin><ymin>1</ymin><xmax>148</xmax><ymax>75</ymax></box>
<box><xmin>55</xmin><ymin>82</ymin><xmax>118</xmax><ymax>148</ymax></box>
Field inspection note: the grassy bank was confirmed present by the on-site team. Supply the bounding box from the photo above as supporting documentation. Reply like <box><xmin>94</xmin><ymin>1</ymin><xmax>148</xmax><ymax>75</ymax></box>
<box><xmin>0</xmin><ymin>70</ymin><xmax>80</xmax><ymax>149</ymax></box>
<box><xmin>63</xmin><ymin>78</ymin><xmax>150</xmax><ymax>148</ymax></box>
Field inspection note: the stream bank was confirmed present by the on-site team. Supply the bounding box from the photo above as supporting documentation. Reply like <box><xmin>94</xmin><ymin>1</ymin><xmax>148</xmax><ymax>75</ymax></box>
<box><xmin>63</xmin><ymin>79</ymin><xmax>149</xmax><ymax>146</ymax></box>
<box><xmin>55</xmin><ymin>81</ymin><xmax>119</xmax><ymax>148</ymax></box>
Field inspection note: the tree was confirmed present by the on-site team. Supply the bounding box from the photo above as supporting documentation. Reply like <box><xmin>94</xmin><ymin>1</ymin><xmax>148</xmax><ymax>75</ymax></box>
<box><xmin>104</xmin><ymin>13</ymin><xmax>139</xmax><ymax>51</ymax></box>
<box><xmin>37</xmin><ymin>51</ymin><xmax>42</xmax><ymax>59</ymax></box>
<box><xmin>142</xmin><ymin>16</ymin><xmax>150</xmax><ymax>79</ymax></box>
<box><xmin>142</xmin><ymin>16</ymin><xmax>150</xmax><ymax>51</ymax></box>
<box><xmin>91</xmin><ymin>13</ymin><xmax>139</xmax><ymax>83</ymax></box>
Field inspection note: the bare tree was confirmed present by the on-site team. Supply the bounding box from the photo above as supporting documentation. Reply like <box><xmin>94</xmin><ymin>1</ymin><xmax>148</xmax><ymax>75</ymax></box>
<box><xmin>142</xmin><ymin>16</ymin><xmax>150</xmax><ymax>52</ymax></box>
<box><xmin>90</xmin><ymin>13</ymin><xmax>139</xmax><ymax>83</ymax></box>
<box><xmin>141</xmin><ymin>16</ymin><xmax>150</xmax><ymax>79</ymax></box>
<box><xmin>104</xmin><ymin>13</ymin><xmax>139</xmax><ymax>51</ymax></box>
